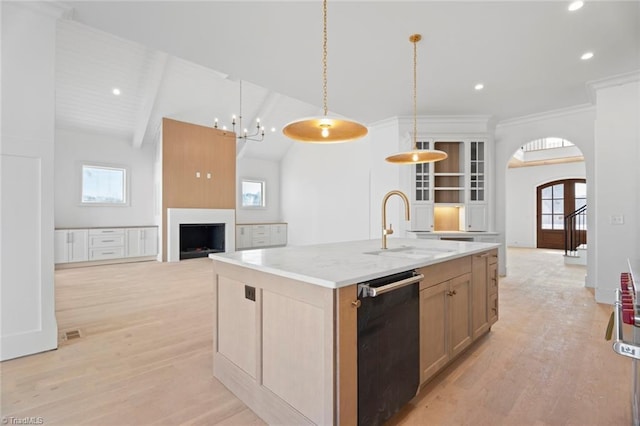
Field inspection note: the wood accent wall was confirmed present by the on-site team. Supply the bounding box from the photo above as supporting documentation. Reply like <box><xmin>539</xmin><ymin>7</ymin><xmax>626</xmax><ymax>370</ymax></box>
<box><xmin>162</xmin><ymin>118</ymin><xmax>236</xmax><ymax>260</ymax></box>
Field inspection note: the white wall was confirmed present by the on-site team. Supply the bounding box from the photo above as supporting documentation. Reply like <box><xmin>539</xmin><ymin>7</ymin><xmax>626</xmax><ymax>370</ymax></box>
<box><xmin>1</xmin><ymin>2</ymin><xmax>66</xmax><ymax>360</ymax></box>
<box><xmin>236</xmin><ymin>157</ymin><xmax>281</xmax><ymax>224</ymax></box>
<box><xmin>593</xmin><ymin>78</ymin><xmax>639</xmax><ymax>304</ymax></box>
<box><xmin>281</xmin><ymin>137</ymin><xmax>371</xmax><ymax>246</ymax></box>
<box><xmin>505</xmin><ymin>161</ymin><xmax>586</xmax><ymax>248</ymax></box>
<box><xmin>54</xmin><ymin>127</ymin><xmax>156</xmax><ymax>228</ymax></box>
<box><xmin>495</xmin><ymin>105</ymin><xmax>596</xmax><ymax>279</ymax></box>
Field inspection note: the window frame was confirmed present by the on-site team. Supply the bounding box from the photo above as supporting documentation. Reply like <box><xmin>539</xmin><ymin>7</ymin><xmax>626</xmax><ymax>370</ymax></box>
<box><xmin>79</xmin><ymin>162</ymin><xmax>129</xmax><ymax>207</ymax></box>
<box><xmin>240</xmin><ymin>178</ymin><xmax>266</xmax><ymax>209</ymax></box>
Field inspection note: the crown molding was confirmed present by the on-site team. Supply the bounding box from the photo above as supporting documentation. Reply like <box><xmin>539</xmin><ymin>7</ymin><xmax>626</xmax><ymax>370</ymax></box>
<box><xmin>586</xmin><ymin>70</ymin><xmax>640</xmax><ymax>103</ymax></box>
<box><xmin>496</xmin><ymin>104</ymin><xmax>595</xmax><ymax>129</ymax></box>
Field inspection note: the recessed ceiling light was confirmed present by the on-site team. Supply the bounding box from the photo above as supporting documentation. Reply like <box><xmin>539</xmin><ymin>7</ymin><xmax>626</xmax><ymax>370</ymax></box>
<box><xmin>568</xmin><ymin>1</ymin><xmax>584</xmax><ymax>12</ymax></box>
<box><xmin>474</xmin><ymin>83</ymin><xmax>484</xmax><ymax>91</ymax></box>
<box><xmin>112</xmin><ymin>88</ymin><xmax>121</xmax><ymax>96</ymax></box>
<box><xmin>581</xmin><ymin>52</ymin><xmax>594</xmax><ymax>60</ymax></box>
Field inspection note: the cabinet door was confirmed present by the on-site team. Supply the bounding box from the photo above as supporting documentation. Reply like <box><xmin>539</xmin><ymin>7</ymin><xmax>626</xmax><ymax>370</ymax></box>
<box><xmin>411</xmin><ymin>204</ymin><xmax>434</xmax><ymax>231</ymax></box>
<box><xmin>141</xmin><ymin>227</ymin><xmax>158</xmax><ymax>256</ymax></box>
<box><xmin>54</xmin><ymin>230</ymin><xmax>69</xmax><ymax>264</ymax></box>
<box><xmin>236</xmin><ymin>225</ymin><xmax>252</xmax><ymax>250</ymax></box>
<box><xmin>488</xmin><ymin>261</ymin><xmax>499</xmax><ymax>325</ymax></box>
<box><xmin>467</xmin><ymin>204</ymin><xmax>487</xmax><ymax>231</ymax></box>
<box><xmin>271</xmin><ymin>224</ymin><xmax>287</xmax><ymax>246</ymax></box>
<box><xmin>126</xmin><ymin>228</ymin><xmax>142</xmax><ymax>257</ymax></box>
<box><xmin>419</xmin><ymin>281</ymin><xmax>449</xmax><ymax>384</ymax></box>
<box><xmin>471</xmin><ymin>253</ymin><xmax>489</xmax><ymax>339</ymax></box>
<box><xmin>449</xmin><ymin>273</ymin><xmax>472</xmax><ymax>358</ymax></box>
<box><xmin>69</xmin><ymin>230</ymin><xmax>88</xmax><ymax>262</ymax></box>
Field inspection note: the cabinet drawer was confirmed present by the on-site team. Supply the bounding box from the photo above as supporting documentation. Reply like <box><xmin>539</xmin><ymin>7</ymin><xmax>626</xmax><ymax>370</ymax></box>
<box><xmin>419</xmin><ymin>256</ymin><xmax>472</xmax><ymax>290</ymax></box>
<box><xmin>89</xmin><ymin>247</ymin><xmax>125</xmax><ymax>260</ymax></box>
<box><xmin>489</xmin><ymin>292</ymin><xmax>499</xmax><ymax>324</ymax></box>
<box><xmin>488</xmin><ymin>249</ymin><xmax>498</xmax><ymax>265</ymax></box>
<box><xmin>489</xmin><ymin>263</ymin><xmax>498</xmax><ymax>295</ymax></box>
<box><xmin>90</xmin><ymin>235</ymin><xmax>125</xmax><ymax>248</ymax></box>
<box><xmin>89</xmin><ymin>228</ymin><xmax>125</xmax><ymax>236</ymax></box>
<box><xmin>252</xmin><ymin>238</ymin><xmax>270</xmax><ymax>247</ymax></box>
<box><xmin>252</xmin><ymin>225</ymin><xmax>271</xmax><ymax>237</ymax></box>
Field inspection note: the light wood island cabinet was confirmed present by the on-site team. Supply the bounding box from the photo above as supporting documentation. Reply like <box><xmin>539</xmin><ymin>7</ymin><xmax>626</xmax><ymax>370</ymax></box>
<box><xmin>210</xmin><ymin>241</ymin><xmax>499</xmax><ymax>425</ymax></box>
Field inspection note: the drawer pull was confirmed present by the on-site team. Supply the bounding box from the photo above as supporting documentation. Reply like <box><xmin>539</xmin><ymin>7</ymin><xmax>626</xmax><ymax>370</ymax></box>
<box><xmin>102</xmin><ymin>252</ymin><xmax>114</xmax><ymax>255</ymax></box>
<box><xmin>102</xmin><ymin>239</ymin><xmax>115</xmax><ymax>243</ymax></box>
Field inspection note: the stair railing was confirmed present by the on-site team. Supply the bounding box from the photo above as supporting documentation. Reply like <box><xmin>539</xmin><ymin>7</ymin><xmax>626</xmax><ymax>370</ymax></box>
<box><xmin>564</xmin><ymin>205</ymin><xmax>587</xmax><ymax>256</ymax></box>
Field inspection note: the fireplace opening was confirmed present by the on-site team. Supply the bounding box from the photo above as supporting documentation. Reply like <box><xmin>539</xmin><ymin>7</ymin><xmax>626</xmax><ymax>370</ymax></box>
<box><xmin>179</xmin><ymin>223</ymin><xmax>225</xmax><ymax>260</ymax></box>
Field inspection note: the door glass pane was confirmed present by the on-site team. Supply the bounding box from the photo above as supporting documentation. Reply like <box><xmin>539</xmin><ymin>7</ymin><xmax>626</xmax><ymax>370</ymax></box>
<box><xmin>542</xmin><ymin>200</ymin><xmax>552</xmax><ymax>214</ymax></box>
<box><xmin>542</xmin><ymin>186</ymin><xmax>552</xmax><ymax>199</ymax></box>
<box><xmin>575</xmin><ymin>198</ymin><xmax>586</xmax><ymax>210</ymax></box>
<box><xmin>552</xmin><ymin>184</ymin><xmax>564</xmax><ymax>198</ymax></box>
<box><xmin>553</xmin><ymin>199</ymin><xmax>564</xmax><ymax>214</ymax></box>
<box><xmin>542</xmin><ymin>215</ymin><xmax>552</xmax><ymax>229</ymax></box>
<box><xmin>575</xmin><ymin>182</ymin><xmax>586</xmax><ymax>198</ymax></box>
<box><xmin>553</xmin><ymin>214</ymin><xmax>564</xmax><ymax>229</ymax></box>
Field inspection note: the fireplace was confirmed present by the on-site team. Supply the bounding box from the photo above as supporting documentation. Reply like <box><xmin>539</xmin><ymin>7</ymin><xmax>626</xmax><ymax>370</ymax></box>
<box><xmin>166</xmin><ymin>208</ymin><xmax>235</xmax><ymax>262</ymax></box>
<box><xmin>179</xmin><ymin>223</ymin><xmax>225</xmax><ymax>260</ymax></box>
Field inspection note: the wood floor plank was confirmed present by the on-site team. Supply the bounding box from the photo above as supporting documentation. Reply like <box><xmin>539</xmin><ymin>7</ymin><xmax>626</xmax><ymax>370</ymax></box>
<box><xmin>0</xmin><ymin>249</ymin><xmax>633</xmax><ymax>425</ymax></box>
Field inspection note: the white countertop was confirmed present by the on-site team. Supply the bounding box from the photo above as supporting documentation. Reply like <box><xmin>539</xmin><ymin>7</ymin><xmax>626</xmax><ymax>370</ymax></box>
<box><xmin>209</xmin><ymin>238</ymin><xmax>500</xmax><ymax>289</ymax></box>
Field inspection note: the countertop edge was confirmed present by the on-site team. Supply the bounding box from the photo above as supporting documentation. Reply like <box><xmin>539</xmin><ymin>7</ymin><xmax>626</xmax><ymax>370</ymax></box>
<box><xmin>210</xmin><ymin>241</ymin><xmax>500</xmax><ymax>289</ymax></box>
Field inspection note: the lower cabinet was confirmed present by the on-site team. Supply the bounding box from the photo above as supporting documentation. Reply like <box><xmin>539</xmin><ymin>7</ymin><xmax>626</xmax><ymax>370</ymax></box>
<box><xmin>55</xmin><ymin>226</ymin><xmax>158</xmax><ymax>265</ymax></box>
<box><xmin>54</xmin><ymin>229</ymin><xmax>89</xmax><ymax>263</ymax></box>
<box><xmin>236</xmin><ymin>223</ymin><xmax>287</xmax><ymax>250</ymax></box>
<box><xmin>126</xmin><ymin>227</ymin><xmax>158</xmax><ymax>257</ymax></box>
<box><xmin>419</xmin><ymin>250</ymin><xmax>498</xmax><ymax>386</ymax></box>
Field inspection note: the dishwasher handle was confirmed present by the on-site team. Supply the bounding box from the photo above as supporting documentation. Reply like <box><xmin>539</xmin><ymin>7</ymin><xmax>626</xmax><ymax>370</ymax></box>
<box><xmin>358</xmin><ymin>273</ymin><xmax>424</xmax><ymax>298</ymax></box>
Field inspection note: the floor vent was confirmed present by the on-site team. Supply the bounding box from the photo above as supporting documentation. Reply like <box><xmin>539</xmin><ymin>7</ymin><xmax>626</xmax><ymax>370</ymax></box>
<box><xmin>64</xmin><ymin>330</ymin><xmax>82</xmax><ymax>340</ymax></box>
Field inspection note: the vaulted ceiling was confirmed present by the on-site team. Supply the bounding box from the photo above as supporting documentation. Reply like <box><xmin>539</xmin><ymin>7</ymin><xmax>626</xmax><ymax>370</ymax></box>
<box><xmin>56</xmin><ymin>1</ymin><xmax>640</xmax><ymax>161</ymax></box>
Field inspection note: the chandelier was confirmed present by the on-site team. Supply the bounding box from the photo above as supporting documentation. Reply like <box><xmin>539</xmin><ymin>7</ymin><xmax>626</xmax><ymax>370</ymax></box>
<box><xmin>214</xmin><ymin>80</ymin><xmax>272</xmax><ymax>142</ymax></box>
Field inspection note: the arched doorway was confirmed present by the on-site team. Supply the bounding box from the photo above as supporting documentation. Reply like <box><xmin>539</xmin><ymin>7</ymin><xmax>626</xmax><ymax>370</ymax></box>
<box><xmin>536</xmin><ymin>178</ymin><xmax>586</xmax><ymax>250</ymax></box>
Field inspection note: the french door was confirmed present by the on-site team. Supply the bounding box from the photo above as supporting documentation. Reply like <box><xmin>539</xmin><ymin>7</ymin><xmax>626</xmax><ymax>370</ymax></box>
<box><xmin>536</xmin><ymin>179</ymin><xmax>586</xmax><ymax>250</ymax></box>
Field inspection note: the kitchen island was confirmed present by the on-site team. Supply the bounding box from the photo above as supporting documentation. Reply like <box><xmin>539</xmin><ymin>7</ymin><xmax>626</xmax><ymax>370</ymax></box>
<box><xmin>209</xmin><ymin>238</ymin><xmax>499</xmax><ymax>425</ymax></box>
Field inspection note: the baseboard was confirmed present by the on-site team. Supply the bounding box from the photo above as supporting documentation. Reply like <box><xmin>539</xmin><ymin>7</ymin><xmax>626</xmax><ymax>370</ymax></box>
<box><xmin>55</xmin><ymin>256</ymin><xmax>157</xmax><ymax>269</ymax></box>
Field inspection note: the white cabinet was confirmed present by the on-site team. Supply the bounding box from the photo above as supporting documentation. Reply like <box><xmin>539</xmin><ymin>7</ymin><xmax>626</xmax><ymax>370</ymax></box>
<box><xmin>467</xmin><ymin>204</ymin><xmax>488</xmax><ymax>232</ymax></box>
<box><xmin>251</xmin><ymin>225</ymin><xmax>271</xmax><ymax>247</ymax></box>
<box><xmin>411</xmin><ymin>204</ymin><xmax>434</xmax><ymax>232</ymax></box>
<box><xmin>236</xmin><ymin>225</ymin><xmax>253</xmax><ymax>250</ymax></box>
<box><xmin>89</xmin><ymin>228</ymin><xmax>125</xmax><ymax>260</ymax></box>
<box><xmin>54</xmin><ymin>229</ymin><xmax>88</xmax><ymax>263</ymax></box>
<box><xmin>126</xmin><ymin>227</ymin><xmax>158</xmax><ymax>257</ymax></box>
<box><xmin>410</xmin><ymin>138</ymin><xmax>490</xmax><ymax>232</ymax></box>
<box><xmin>272</xmin><ymin>224</ymin><xmax>287</xmax><ymax>246</ymax></box>
<box><xmin>235</xmin><ymin>223</ymin><xmax>287</xmax><ymax>250</ymax></box>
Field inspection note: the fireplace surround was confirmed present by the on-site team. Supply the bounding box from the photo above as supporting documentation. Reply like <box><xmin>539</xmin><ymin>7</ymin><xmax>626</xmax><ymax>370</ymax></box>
<box><xmin>167</xmin><ymin>208</ymin><xmax>235</xmax><ymax>262</ymax></box>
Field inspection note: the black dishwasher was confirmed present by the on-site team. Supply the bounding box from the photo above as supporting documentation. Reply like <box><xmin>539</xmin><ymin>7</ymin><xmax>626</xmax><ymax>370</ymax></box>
<box><xmin>357</xmin><ymin>270</ymin><xmax>422</xmax><ymax>426</ymax></box>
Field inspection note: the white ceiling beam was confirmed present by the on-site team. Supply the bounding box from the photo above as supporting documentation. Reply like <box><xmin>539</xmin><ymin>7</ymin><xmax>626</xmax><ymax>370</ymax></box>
<box><xmin>131</xmin><ymin>51</ymin><xmax>168</xmax><ymax>149</ymax></box>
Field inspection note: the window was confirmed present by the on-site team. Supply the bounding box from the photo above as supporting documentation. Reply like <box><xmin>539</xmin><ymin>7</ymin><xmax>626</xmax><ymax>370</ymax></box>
<box><xmin>540</xmin><ymin>183</ymin><xmax>564</xmax><ymax>230</ymax></box>
<box><xmin>241</xmin><ymin>179</ymin><xmax>265</xmax><ymax>208</ymax></box>
<box><xmin>81</xmin><ymin>164</ymin><xmax>127</xmax><ymax>205</ymax></box>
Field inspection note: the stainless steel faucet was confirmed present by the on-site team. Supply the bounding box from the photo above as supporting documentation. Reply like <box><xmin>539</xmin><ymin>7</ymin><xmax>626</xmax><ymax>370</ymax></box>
<box><xmin>381</xmin><ymin>190</ymin><xmax>410</xmax><ymax>249</ymax></box>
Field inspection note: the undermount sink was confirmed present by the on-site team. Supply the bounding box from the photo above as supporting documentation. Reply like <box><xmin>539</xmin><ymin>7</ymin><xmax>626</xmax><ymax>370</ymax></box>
<box><xmin>364</xmin><ymin>246</ymin><xmax>455</xmax><ymax>260</ymax></box>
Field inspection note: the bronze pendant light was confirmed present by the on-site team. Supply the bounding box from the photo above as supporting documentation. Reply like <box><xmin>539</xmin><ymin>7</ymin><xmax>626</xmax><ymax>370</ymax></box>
<box><xmin>386</xmin><ymin>34</ymin><xmax>447</xmax><ymax>164</ymax></box>
<box><xmin>282</xmin><ymin>0</ymin><xmax>368</xmax><ymax>143</ymax></box>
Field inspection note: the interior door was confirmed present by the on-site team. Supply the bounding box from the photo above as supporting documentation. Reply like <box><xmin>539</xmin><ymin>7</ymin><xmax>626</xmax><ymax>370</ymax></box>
<box><xmin>536</xmin><ymin>179</ymin><xmax>586</xmax><ymax>250</ymax></box>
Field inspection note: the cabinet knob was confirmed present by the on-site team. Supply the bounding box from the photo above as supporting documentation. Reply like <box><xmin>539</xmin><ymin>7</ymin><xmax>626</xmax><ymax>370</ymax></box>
<box><xmin>351</xmin><ymin>300</ymin><xmax>361</xmax><ymax>308</ymax></box>
<box><xmin>447</xmin><ymin>290</ymin><xmax>457</xmax><ymax>297</ymax></box>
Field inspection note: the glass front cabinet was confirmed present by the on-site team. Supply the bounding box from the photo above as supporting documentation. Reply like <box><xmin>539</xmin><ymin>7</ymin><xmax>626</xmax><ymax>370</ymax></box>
<box><xmin>410</xmin><ymin>138</ymin><xmax>489</xmax><ymax>232</ymax></box>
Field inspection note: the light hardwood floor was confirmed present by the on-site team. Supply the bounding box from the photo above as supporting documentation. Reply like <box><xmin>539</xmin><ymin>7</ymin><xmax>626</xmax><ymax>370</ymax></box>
<box><xmin>1</xmin><ymin>248</ymin><xmax>633</xmax><ymax>425</ymax></box>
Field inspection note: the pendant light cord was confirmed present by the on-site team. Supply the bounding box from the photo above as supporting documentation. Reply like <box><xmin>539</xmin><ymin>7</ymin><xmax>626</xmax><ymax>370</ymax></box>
<box><xmin>322</xmin><ymin>0</ymin><xmax>328</xmax><ymax>116</ymax></box>
<box><xmin>412</xmin><ymin>37</ymin><xmax>418</xmax><ymax>151</ymax></box>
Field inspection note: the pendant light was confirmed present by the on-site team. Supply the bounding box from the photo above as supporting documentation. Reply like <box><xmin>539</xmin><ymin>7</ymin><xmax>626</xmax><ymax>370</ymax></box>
<box><xmin>386</xmin><ymin>34</ymin><xmax>447</xmax><ymax>164</ymax></box>
<box><xmin>282</xmin><ymin>0</ymin><xmax>368</xmax><ymax>143</ymax></box>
